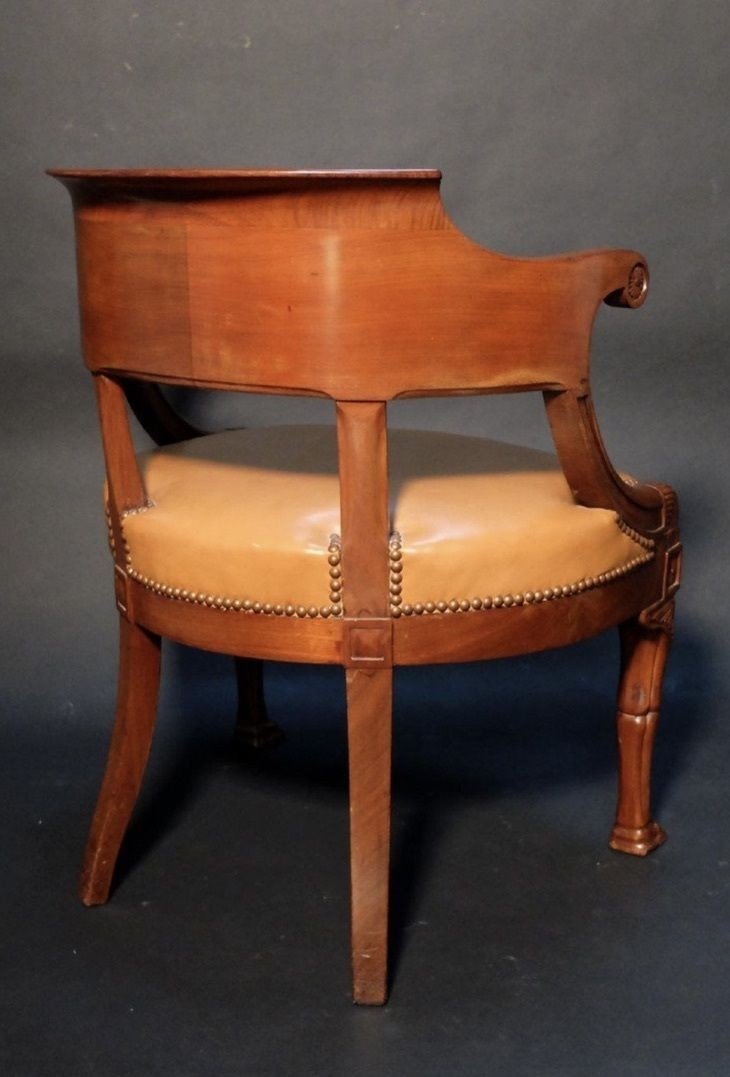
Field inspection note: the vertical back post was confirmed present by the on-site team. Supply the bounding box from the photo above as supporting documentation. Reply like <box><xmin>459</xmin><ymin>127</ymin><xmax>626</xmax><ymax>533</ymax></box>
<box><xmin>336</xmin><ymin>400</ymin><xmax>393</xmax><ymax>1004</ymax></box>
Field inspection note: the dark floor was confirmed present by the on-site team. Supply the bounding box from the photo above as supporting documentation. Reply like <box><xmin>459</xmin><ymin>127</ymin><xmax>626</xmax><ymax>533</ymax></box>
<box><xmin>2</xmin><ymin>631</ymin><xmax>728</xmax><ymax>1077</ymax></box>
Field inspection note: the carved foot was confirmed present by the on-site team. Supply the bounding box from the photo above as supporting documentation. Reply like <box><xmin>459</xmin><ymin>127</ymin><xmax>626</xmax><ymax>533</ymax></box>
<box><xmin>233</xmin><ymin>656</ymin><xmax>283</xmax><ymax>749</ymax></box>
<box><xmin>609</xmin><ymin>820</ymin><xmax>667</xmax><ymax>857</ymax></box>
<box><xmin>610</xmin><ymin>598</ymin><xmax>675</xmax><ymax>864</ymax></box>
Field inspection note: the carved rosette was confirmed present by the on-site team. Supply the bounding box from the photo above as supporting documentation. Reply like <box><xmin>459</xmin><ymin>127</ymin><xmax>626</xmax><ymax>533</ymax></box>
<box><xmin>605</xmin><ymin>260</ymin><xmax>649</xmax><ymax>309</ymax></box>
<box><xmin>624</xmin><ymin>262</ymin><xmax>649</xmax><ymax>308</ymax></box>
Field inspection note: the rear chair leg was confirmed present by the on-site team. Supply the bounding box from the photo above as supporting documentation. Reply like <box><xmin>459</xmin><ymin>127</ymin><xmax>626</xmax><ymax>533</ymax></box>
<box><xmin>233</xmin><ymin>657</ymin><xmax>283</xmax><ymax>748</ymax></box>
<box><xmin>609</xmin><ymin>602</ymin><xmax>674</xmax><ymax>856</ymax></box>
<box><xmin>79</xmin><ymin>616</ymin><xmax>161</xmax><ymax>905</ymax></box>
<box><xmin>346</xmin><ymin>667</ymin><xmax>393</xmax><ymax>1005</ymax></box>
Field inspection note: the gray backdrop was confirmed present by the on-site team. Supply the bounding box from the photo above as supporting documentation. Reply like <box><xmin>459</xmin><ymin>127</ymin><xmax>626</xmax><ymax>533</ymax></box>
<box><xmin>1</xmin><ymin>2</ymin><xmax>728</xmax><ymax>1074</ymax></box>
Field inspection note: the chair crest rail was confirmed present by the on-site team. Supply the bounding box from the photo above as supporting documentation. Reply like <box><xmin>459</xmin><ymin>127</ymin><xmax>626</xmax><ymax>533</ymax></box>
<box><xmin>53</xmin><ymin>168</ymin><xmax>647</xmax><ymax>401</ymax></box>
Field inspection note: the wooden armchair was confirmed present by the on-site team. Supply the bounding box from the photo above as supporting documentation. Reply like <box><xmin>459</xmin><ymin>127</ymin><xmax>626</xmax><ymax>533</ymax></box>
<box><xmin>51</xmin><ymin>168</ymin><xmax>681</xmax><ymax>1005</ymax></box>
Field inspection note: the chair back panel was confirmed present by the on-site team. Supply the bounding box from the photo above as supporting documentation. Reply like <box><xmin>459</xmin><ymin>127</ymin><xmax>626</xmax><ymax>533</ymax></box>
<box><xmin>55</xmin><ymin>170</ymin><xmax>616</xmax><ymax>400</ymax></box>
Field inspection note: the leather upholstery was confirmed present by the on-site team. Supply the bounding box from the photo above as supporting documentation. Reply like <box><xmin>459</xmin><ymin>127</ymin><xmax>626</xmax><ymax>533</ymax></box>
<box><xmin>119</xmin><ymin>426</ymin><xmax>652</xmax><ymax>614</ymax></box>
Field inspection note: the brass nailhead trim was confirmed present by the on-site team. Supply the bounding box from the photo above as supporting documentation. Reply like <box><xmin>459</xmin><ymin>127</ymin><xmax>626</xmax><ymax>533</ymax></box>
<box><xmin>107</xmin><ymin>504</ymin><xmax>654</xmax><ymax>622</ymax></box>
<box><xmin>105</xmin><ymin>504</ymin><xmax>116</xmax><ymax>557</ymax></box>
<box><xmin>327</xmin><ymin>534</ymin><xmax>343</xmax><ymax>614</ymax></box>
<box><xmin>123</xmin><ymin>499</ymin><xmax>156</xmax><ymax>517</ymax></box>
<box><xmin>389</xmin><ymin>531</ymin><xmax>403</xmax><ymax>617</ymax></box>
<box><xmin>389</xmin><ymin>518</ymin><xmax>655</xmax><ymax>617</ymax></box>
<box><xmin>110</xmin><ymin>504</ymin><xmax>343</xmax><ymax>618</ymax></box>
<box><xmin>616</xmin><ymin>516</ymin><xmax>655</xmax><ymax>550</ymax></box>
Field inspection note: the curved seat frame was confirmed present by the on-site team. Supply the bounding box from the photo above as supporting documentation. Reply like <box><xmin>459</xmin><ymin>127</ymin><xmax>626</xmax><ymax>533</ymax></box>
<box><xmin>51</xmin><ymin>169</ymin><xmax>681</xmax><ymax>1005</ymax></box>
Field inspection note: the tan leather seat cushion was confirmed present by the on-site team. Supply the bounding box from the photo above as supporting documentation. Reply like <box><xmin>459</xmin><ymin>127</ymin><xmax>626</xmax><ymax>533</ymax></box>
<box><xmin>119</xmin><ymin>425</ymin><xmax>652</xmax><ymax>615</ymax></box>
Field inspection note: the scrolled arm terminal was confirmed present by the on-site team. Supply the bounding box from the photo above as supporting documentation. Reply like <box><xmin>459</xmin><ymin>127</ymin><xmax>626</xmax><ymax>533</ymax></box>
<box><xmin>604</xmin><ymin>259</ymin><xmax>649</xmax><ymax>309</ymax></box>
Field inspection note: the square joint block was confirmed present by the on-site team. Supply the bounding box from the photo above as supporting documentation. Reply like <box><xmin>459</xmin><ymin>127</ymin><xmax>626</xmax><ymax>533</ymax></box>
<box><xmin>342</xmin><ymin>618</ymin><xmax>393</xmax><ymax>669</ymax></box>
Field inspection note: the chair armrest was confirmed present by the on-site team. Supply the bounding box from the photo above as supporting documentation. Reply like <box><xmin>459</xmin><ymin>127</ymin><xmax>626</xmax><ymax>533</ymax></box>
<box><xmin>122</xmin><ymin>379</ymin><xmax>207</xmax><ymax>446</ymax></box>
<box><xmin>539</xmin><ymin>246</ymin><xmax>671</xmax><ymax>534</ymax></box>
<box><xmin>544</xmin><ymin>388</ymin><xmax>665</xmax><ymax>534</ymax></box>
<box><xmin>544</xmin><ymin>385</ymin><xmax>664</xmax><ymax>528</ymax></box>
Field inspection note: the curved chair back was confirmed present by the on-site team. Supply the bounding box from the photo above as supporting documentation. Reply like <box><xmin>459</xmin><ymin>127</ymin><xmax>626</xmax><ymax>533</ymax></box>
<box><xmin>51</xmin><ymin>169</ymin><xmax>643</xmax><ymax>400</ymax></box>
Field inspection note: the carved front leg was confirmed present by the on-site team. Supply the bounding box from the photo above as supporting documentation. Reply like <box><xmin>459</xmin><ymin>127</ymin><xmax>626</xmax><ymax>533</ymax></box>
<box><xmin>609</xmin><ymin>602</ymin><xmax>674</xmax><ymax>856</ymax></box>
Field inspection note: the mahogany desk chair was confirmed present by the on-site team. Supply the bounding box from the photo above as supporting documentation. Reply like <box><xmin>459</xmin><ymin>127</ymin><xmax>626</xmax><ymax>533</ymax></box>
<box><xmin>51</xmin><ymin>169</ymin><xmax>681</xmax><ymax>1005</ymax></box>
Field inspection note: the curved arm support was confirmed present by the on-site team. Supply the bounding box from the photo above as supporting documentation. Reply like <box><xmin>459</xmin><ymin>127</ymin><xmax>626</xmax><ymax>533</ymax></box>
<box><xmin>122</xmin><ymin>379</ymin><xmax>206</xmax><ymax>446</ymax></box>
<box><xmin>94</xmin><ymin>374</ymin><xmax>149</xmax><ymax>605</ymax></box>
<box><xmin>544</xmin><ymin>388</ymin><xmax>664</xmax><ymax>535</ymax></box>
<box><xmin>95</xmin><ymin>375</ymin><xmax>147</xmax><ymax>515</ymax></box>
<box><xmin>540</xmin><ymin>245</ymin><xmax>668</xmax><ymax>535</ymax></box>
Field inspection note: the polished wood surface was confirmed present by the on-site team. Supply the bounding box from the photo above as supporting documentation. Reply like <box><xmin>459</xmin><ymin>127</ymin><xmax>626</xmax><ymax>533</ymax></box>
<box><xmin>609</xmin><ymin>591</ymin><xmax>676</xmax><ymax>855</ymax></box>
<box><xmin>52</xmin><ymin>168</ymin><xmax>681</xmax><ymax>1005</ymax></box>
<box><xmin>346</xmin><ymin>667</ymin><xmax>392</xmax><ymax>1005</ymax></box>
<box><xmin>51</xmin><ymin>168</ymin><xmax>646</xmax><ymax>401</ymax></box>
<box><xmin>123</xmin><ymin>379</ymin><xmax>205</xmax><ymax>446</ymax></box>
<box><xmin>79</xmin><ymin>617</ymin><xmax>161</xmax><ymax>906</ymax></box>
<box><xmin>336</xmin><ymin>402</ymin><xmax>393</xmax><ymax>1002</ymax></box>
